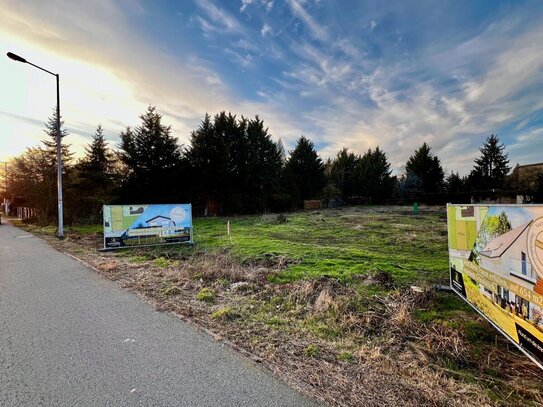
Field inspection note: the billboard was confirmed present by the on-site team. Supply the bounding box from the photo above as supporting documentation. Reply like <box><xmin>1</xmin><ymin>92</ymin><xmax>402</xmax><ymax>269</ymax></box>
<box><xmin>447</xmin><ymin>204</ymin><xmax>543</xmax><ymax>369</ymax></box>
<box><xmin>103</xmin><ymin>204</ymin><xmax>193</xmax><ymax>249</ymax></box>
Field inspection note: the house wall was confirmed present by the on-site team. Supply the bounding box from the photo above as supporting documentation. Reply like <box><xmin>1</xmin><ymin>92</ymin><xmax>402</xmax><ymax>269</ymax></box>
<box><xmin>479</xmin><ymin>228</ymin><xmax>534</xmax><ymax>291</ymax></box>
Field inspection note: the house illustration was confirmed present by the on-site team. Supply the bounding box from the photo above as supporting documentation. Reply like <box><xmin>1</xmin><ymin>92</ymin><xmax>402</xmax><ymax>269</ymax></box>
<box><xmin>478</xmin><ymin>220</ymin><xmax>543</xmax><ymax>324</ymax></box>
<box><xmin>146</xmin><ymin>215</ymin><xmax>177</xmax><ymax>237</ymax></box>
<box><xmin>480</xmin><ymin>221</ymin><xmax>534</xmax><ymax>282</ymax></box>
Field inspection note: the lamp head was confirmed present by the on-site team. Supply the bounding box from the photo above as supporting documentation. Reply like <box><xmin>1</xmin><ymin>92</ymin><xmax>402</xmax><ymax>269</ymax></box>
<box><xmin>7</xmin><ymin>52</ymin><xmax>27</xmax><ymax>63</ymax></box>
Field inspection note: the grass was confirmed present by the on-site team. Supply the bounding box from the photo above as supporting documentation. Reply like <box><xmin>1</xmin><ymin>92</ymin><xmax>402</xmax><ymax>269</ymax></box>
<box><xmin>13</xmin><ymin>206</ymin><xmax>543</xmax><ymax>405</ymax></box>
<box><xmin>17</xmin><ymin>207</ymin><xmax>448</xmax><ymax>287</ymax></box>
<box><xmin>196</xmin><ymin>287</ymin><xmax>215</xmax><ymax>302</ymax></box>
<box><xmin>83</xmin><ymin>206</ymin><xmax>447</xmax><ymax>287</ymax></box>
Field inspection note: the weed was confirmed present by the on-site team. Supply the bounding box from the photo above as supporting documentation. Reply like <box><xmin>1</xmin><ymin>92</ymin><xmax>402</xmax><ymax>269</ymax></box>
<box><xmin>196</xmin><ymin>287</ymin><xmax>215</xmax><ymax>302</ymax></box>
<box><xmin>337</xmin><ymin>351</ymin><xmax>354</xmax><ymax>362</ymax></box>
<box><xmin>211</xmin><ymin>307</ymin><xmax>239</xmax><ymax>320</ymax></box>
<box><xmin>304</xmin><ymin>344</ymin><xmax>320</xmax><ymax>357</ymax></box>
<box><xmin>153</xmin><ymin>257</ymin><xmax>170</xmax><ymax>268</ymax></box>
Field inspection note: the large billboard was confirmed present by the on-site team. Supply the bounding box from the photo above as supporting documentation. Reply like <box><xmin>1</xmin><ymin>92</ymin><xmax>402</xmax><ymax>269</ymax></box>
<box><xmin>448</xmin><ymin>204</ymin><xmax>543</xmax><ymax>369</ymax></box>
<box><xmin>103</xmin><ymin>204</ymin><xmax>193</xmax><ymax>249</ymax></box>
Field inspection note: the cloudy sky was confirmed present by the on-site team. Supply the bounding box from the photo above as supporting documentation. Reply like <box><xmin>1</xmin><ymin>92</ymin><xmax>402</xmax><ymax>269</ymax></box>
<box><xmin>1</xmin><ymin>0</ymin><xmax>542</xmax><ymax>175</ymax></box>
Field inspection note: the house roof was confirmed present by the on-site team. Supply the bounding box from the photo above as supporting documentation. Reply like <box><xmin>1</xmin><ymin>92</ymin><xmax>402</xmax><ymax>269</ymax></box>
<box><xmin>146</xmin><ymin>215</ymin><xmax>172</xmax><ymax>222</ymax></box>
<box><xmin>480</xmin><ymin>221</ymin><xmax>532</xmax><ymax>258</ymax></box>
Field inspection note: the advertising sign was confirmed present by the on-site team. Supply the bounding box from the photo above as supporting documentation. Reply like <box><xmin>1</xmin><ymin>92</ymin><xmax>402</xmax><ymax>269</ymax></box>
<box><xmin>103</xmin><ymin>204</ymin><xmax>193</xmax><ymax>249</ymax></box>
<box><xmin>447</xmin><ymin>204</ymin><xmax>543</xmax><ymax>369</ymax></box>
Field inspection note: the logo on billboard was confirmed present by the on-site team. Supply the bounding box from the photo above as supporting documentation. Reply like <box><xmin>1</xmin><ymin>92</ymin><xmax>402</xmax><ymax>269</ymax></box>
<box><xmin>527</xmin><ymin>217</ymin><xmax>543</xmax><ymax>280</ymax></box>
<box><xmin>170</xmin><ymin>206</ymin><xmax>187</xmax><ymax>222</ymax></box>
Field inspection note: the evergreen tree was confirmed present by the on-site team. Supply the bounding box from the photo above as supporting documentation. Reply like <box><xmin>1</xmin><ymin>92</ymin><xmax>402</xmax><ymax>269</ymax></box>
<box><xmin>445</xmin><ymin>171</ymin><xmax>464</xmax><ymax>195</ymax></box>
<box><xmin>284</xmin><ymin>136</ymin><xmax>325</xmax><ymax>205</ymax></box>
<box><xmin>330</xmin><ymin>148</ymin><xmax>359</xmax><ymax>199</ymax></box>
<box><xmin>470</xmin><ymin>134</ymin><xmax>510</xmax><ymax>190</ymax></box>
<box><xmin>354</xmin><ymin>147</ymin><xmax>394</xmax><ymax>203</ymax></box>
<box><xmin>118</xmin><ymin>106</ymin><xmax>181</xmax><ymax>203</ymax></box>
<box><xmin>75</xmin><ymin>125</ymin><xmax>116</xmax><ymax>220</ymax></box>
<box><xmin>405</xmin><ymin>142</ymin><xmax>444</xmax><ymax>193</ymax></box>
<box><xmin>186</xmin><ymin>112</ymin><xmax>283</xmax><ymax>213</ymax></box>
<box><xmin>41</xmin><ymin>108</ymin><xmax>73</xmax><ymax>170</ymax></box>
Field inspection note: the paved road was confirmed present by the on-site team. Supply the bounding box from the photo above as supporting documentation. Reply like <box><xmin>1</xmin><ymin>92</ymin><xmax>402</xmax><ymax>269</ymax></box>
<box><xmin>0</xmin><ymin>221</ymin><xmax>321</xmax><ymax>406</ymax></box>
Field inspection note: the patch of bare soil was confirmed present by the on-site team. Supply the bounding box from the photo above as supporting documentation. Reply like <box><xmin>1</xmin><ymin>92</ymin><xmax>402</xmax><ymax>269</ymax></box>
<box><xmin>38</xmin><ymin>231</ymin><xmax>543</xmax><ymax>407</ymax></box>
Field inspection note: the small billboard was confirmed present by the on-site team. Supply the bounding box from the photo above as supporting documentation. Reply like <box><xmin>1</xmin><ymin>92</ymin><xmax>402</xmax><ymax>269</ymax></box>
<box><xmin>103</xmin><ymin>204</ymin><xmax>193</xmax><ymax>249</ymax></box>
<box><xmin>447</xmin><ymin>204</ymin><xmax>543</xmax><ymax>369</ymax></box>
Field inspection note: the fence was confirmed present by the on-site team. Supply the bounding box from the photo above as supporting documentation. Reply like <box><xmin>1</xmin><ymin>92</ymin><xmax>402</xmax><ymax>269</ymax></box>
<box><xmin>16</xmin><ymin>207</ymin><xmax>36</xmax><ymax>220</ymax></box>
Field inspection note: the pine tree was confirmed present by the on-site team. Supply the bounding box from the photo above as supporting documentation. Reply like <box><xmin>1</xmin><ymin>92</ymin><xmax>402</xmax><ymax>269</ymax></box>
<box><xmin>118</xmin><ymin>106</ymin><xmax>181</xmax><ymax>203</ymax></box>
<box><xmin>75</xmin><ymin>125</ymin><xmax>116</xmax><ymax>220</ymax></box>
<box><xmin>471</xmin><ymin>134</ymin><xmax>510</xmax><ymax>190</ymax></box>
<box><xmin>330</xmin><ymin>148</ymin><xmax>359</xmax><ymax>199</ymax></box>
<box><xmin>354</xmin><ymin>147</ymin><xmax>394</xmax><ymax>203</ymax></box>
<box><xmin>41</xmin><ymin>108</ymin><xmax>73</xmax><ymax>170</ymax></box>
<box><xmin>284</xmin><ymin>136</ymin><xmax>325</xmax><ymax>205</ymax></box>
<box><xmin>186</xmin><ymin>112</ymin><xmax>283</xmax><ymax>213</ymax></box>
<box><xmin>405</xmin><ymin>142</ymin><xmax>444</xmax><ymax>193</ymax></box>
<box><xmin>445</xmin><ymin>171</ymin><xmax>464</xmax><ymax>195</ymax></box>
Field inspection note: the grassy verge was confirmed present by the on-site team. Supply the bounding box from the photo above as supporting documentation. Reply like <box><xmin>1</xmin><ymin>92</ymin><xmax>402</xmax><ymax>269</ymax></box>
<box><xmin>14</xmin><ymin>206</ymin><xmax>543</xmax><ymax>406</ymax></box>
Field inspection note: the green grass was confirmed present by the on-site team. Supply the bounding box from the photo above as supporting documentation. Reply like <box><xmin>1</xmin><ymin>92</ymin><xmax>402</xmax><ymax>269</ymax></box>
<box><xmin>191</xmin><ymin>207</ymin><xmax>449</xmax><ymax>285</ymax></box>
<box><xmin>20</xmin><ymin>207</ymin><xmax>450</xmax><ymax>287</ymax></box>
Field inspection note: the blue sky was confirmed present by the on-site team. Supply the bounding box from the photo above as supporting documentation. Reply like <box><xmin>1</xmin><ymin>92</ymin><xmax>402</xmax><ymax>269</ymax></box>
<box><xmin>1</xmin><ymin>0</ymin><xmax>543</xmax><ymax>175</ymax></box>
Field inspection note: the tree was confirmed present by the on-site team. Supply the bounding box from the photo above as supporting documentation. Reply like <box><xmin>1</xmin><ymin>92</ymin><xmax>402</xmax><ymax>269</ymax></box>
<box><xmin>8</xmin><ymin>110</ymin><xmax>74</xmax><ymax>222</ymax></box>
<box><xmin>118</xmin><ymin>106</ymin><xmax>182</xmax><ymax>203</ymax></box>
<box><xmin>445</xmin><ymin>172</ymin><xmax>464</xmax><ymax>195</ymax></box>
<box><xmin>354</xmin><ymin>147</ymin><xmax>394</xmax><ymax>203</ymax></box>
<box><xmin>7</xmin><ymin>147</ymin><xmax>52</xmax><ymax>223</ymax></box>
<box><xmin>329</xmin><ymin>148</ymin><xmax>358</xmax><ymax>199</ymax></box>
<box><xmin>472</xmin><ymin>210</ymin><xmax>512</xmax><ymax>263</ymax></box>
<box><xmin>471</xmin><ymin>134</ymin><xmax>510</xmax><ymax>190</ymax></box>
<box><xmin>284</xmin><ymin>136</ymin><xmax>325</xmax><ymax>205</ymax></box>
<box><xmin>395</xmin><ymin>172</ymin><xmax>423</xmax><ymax>202</ymax></box>
<box><xmin>405</xmin><ymin>143</ymin><xmax>444</xmax><ymax>193</ymax></box>
<box><xmin>41</xmin><ymin>108</ymin><xmax>73</xmax><ymax>170</ymax></box>
<box><xmin>74</xmin><ymin>125</ymin><xmax>117</xmax><ymax>221</ymax></box>
<box><xmin>185</xmin><ymin>112</ymin><xmax>283</xmax><ymax>213</ymax></box>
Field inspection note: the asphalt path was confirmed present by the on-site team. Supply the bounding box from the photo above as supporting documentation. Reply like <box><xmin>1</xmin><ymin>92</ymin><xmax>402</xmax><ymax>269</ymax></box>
<box><xmin>0</xmin><ymin>221</ymin><xmax>321</xmax><ymax>406</ymax></box>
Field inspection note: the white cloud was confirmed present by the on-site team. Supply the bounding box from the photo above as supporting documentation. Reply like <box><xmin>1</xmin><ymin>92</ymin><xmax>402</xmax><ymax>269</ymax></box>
<box><xmin>240</xmin><ymin>0</ymin><xmax>254</xmax><ymax>13</ymax></box>
<box><xmin>261</xmin><ymin>23</ymin><xmax>272</xmax><ymax>37</ymax></box>
<box><xmin>286</xmin><ymin>0</ymin><xmax>328</xmax><ymax>41</ymax></box>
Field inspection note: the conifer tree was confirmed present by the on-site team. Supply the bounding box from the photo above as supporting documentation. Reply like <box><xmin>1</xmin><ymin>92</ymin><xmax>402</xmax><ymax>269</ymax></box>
<box><xmin>354</xmin><ymin>147</ymin><xmax>394</xmax><ymax>203</ymax></box>
<box><xmin>405</xmin><ymin>142</ymin><xmax>444</xmax><ymax>193</ymax></box>
<box><xmin>470</xmin><ymin>134</ymin><xmax>510</xmax><ymax>190</ymax></box>
<box><xmin>118</xmin><ymin>106</ymin><xmax>181</xmax><ymax>203</ymax></box>
<box><xmin>330</xmin><ymin>148</ymin><xmax>359</xmax><ymax>199</ymax></box>
<box><xmin>75</xmin><ymin>125</ymin><xmax>116</xmax><ymax>220</ymax></box>
<box><xmin>284</xmin><ymin>136</ymin><xmax>325</xmax><ymax>205</ymax></box>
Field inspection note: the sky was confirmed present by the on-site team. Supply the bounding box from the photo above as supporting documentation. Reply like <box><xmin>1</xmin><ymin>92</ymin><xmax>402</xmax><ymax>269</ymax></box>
<box><xmin>1</xmin><ymin>0</ymin><xmax>543</xmax><ymax>175</ymax></box>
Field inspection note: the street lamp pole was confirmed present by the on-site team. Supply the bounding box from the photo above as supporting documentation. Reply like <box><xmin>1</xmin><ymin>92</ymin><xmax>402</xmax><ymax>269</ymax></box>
<box><xmin>7</xmin><ymin>52</ymin><xmax>64</xmax><ymax>238</ymax></box>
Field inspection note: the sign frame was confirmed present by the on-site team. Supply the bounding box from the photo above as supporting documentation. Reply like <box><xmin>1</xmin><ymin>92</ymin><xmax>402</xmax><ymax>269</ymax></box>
<box><xmin>447</xmin><ymin>203</ymin><xmax>543</xmax><ymax>370</ymax></box>
<box><xmin>102</xmin><ymin>203</ymin><xmax>194</xmax><ymax>250</ymax></box>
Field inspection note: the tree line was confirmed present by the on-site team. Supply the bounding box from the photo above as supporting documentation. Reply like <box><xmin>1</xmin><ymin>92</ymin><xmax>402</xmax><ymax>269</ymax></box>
<box><xmin>2</xmin><ymin>106</ymin><xmax>542</xmax><ymax>223</ymax></box>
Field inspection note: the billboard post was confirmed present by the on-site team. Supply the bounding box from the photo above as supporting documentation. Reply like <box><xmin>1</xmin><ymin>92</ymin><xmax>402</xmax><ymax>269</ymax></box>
<box><xmin>103</xmin><ymin>204</ymin><xmax>193</xmax><ymax>249</ymax></box>
<box><xmin>447</xmin><ymin>204</ymin><xmax>543</xmax><ymax>369</ymax></box>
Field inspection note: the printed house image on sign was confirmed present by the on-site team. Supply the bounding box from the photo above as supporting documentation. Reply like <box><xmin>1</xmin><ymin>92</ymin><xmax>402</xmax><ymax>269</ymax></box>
<box><xmin>478</xmin><ymin>221</ymin><xmax>541</xmax><ymax>321</ymax></box>
<box><xmin>136</xmin><ymin>215</ymin><xmax>178</xmax><ymax>237</ymax></box>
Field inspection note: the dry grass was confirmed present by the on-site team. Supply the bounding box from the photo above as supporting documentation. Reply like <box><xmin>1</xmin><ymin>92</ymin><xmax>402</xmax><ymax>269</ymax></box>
<box><xmin>22</xmin><ymin>218</ymin><xmax>543</xmax><ymax>407</ymax></box>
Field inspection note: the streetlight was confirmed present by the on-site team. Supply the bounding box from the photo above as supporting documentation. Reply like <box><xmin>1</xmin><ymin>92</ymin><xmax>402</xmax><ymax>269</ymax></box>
<box><xmin>7</xmin><ymin>52</ymin><xmax>64</xmax><ymax>238</ymax></box>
